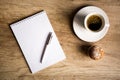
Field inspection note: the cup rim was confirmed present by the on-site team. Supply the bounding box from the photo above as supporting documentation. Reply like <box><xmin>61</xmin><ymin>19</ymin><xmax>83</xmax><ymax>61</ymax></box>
<box><xmin>84</xmin><ymin>13</ymin><xmax>105</xmax><ymax>33</ymax></box>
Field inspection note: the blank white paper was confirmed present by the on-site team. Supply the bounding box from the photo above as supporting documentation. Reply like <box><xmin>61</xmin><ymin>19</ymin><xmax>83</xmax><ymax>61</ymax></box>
<box><xmin>10</xmin><ymin>11</ymin><xmax>66</xmax><ymax>73</ymax></box>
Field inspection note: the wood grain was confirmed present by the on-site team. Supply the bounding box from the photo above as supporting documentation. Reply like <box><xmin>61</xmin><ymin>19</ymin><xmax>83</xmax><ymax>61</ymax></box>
<box><xmin>0</xmin><ymin>0</ymin><xmax>120</xmax><ymax>80</ymax></box>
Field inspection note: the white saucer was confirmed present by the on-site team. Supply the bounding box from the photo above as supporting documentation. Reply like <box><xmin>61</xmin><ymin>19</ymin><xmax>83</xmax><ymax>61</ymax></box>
<box><xmin>73</xmin><ymin>6</ymin><xmax>110</xmax><ymax>42</ymax></box>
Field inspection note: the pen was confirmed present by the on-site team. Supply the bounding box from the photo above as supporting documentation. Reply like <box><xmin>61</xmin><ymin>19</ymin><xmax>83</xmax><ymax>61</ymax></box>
<box><xmin>40</xmin><ymin>32</ymin><xmax>52</xmax><ymax>63</ymax></box>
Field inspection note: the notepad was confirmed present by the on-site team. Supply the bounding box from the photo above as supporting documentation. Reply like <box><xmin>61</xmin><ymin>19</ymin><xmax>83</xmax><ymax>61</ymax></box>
<box><xmin>10</xmin><ymin>11</ymin><xmax>66</xmax><ymax>73</ymax></box>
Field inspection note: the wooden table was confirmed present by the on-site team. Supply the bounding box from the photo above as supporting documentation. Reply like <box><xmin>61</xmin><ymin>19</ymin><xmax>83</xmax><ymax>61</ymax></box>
<box><xmin>0</xmin><ymin>0</ymin><xmax>120</xmax><ymax>80</ymax></box>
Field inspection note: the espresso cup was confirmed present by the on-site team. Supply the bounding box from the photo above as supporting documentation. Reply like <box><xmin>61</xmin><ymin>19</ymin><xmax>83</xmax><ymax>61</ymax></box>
<box><xmin>84</xmin><ymin>13</ymin><xmax>105</xmax><ymax>32</ymax></box>
<box><xmin>73</xmin><ymin>6</ymin><xmax>110</xmax><ymax>42</ymax></box>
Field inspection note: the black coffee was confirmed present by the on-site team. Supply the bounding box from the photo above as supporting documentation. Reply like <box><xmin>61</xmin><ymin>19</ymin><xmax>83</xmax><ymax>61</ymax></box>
<box><xmin>87</xmin><ymin>15</ymin><xmax>102</xmax><ymax>31</ymax></box>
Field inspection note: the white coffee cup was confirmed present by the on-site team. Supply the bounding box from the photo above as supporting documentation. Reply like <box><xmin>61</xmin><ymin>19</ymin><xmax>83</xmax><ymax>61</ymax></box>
<box><xmin>73</xmin><ymin>6</ymin><xmax>110</xmax><ymax>42</ymax></box>
<box><xmin>84</xmin><ymin>13</ymin><xmax>105</xmax><ymax>32</ymax></box>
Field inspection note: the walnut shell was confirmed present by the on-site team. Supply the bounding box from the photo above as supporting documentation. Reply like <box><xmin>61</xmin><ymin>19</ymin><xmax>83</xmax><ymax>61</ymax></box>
<box><xmin>88</xmin><ymin>45</ymin><xmax>104</xmax><ymax>60</ymax></box>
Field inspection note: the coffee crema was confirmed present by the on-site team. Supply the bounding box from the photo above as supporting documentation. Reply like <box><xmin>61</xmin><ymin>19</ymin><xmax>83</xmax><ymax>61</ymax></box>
<box><xmin>87</xmin><ymin>15</ymin><xmax>102</xmax><ymax>31</ymax></box>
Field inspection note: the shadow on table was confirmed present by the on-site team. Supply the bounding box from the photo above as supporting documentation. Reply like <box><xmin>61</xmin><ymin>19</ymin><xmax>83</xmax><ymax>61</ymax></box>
<box><xmin>68</xmin><ymin>4</ymin><xmax>93</xmax><ymax>35</ymax></box>
<box><xmin>68</xmin><ymin>4</ymin><xmax>95</xmax><ymax>56</ymax></box>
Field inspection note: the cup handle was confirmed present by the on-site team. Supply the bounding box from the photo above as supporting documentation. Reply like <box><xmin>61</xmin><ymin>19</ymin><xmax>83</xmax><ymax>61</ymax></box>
<box><xmin>105</xmin><ymin>24</ymin><xmax>110</xmax><ymax>28</ymax></box>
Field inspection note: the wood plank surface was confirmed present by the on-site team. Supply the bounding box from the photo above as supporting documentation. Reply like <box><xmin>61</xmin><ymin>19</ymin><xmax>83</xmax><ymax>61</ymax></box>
<box><xmin>0</xmin><ymin>0</ymin><xmax>120</xmax><ymax>80</ymax></box>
